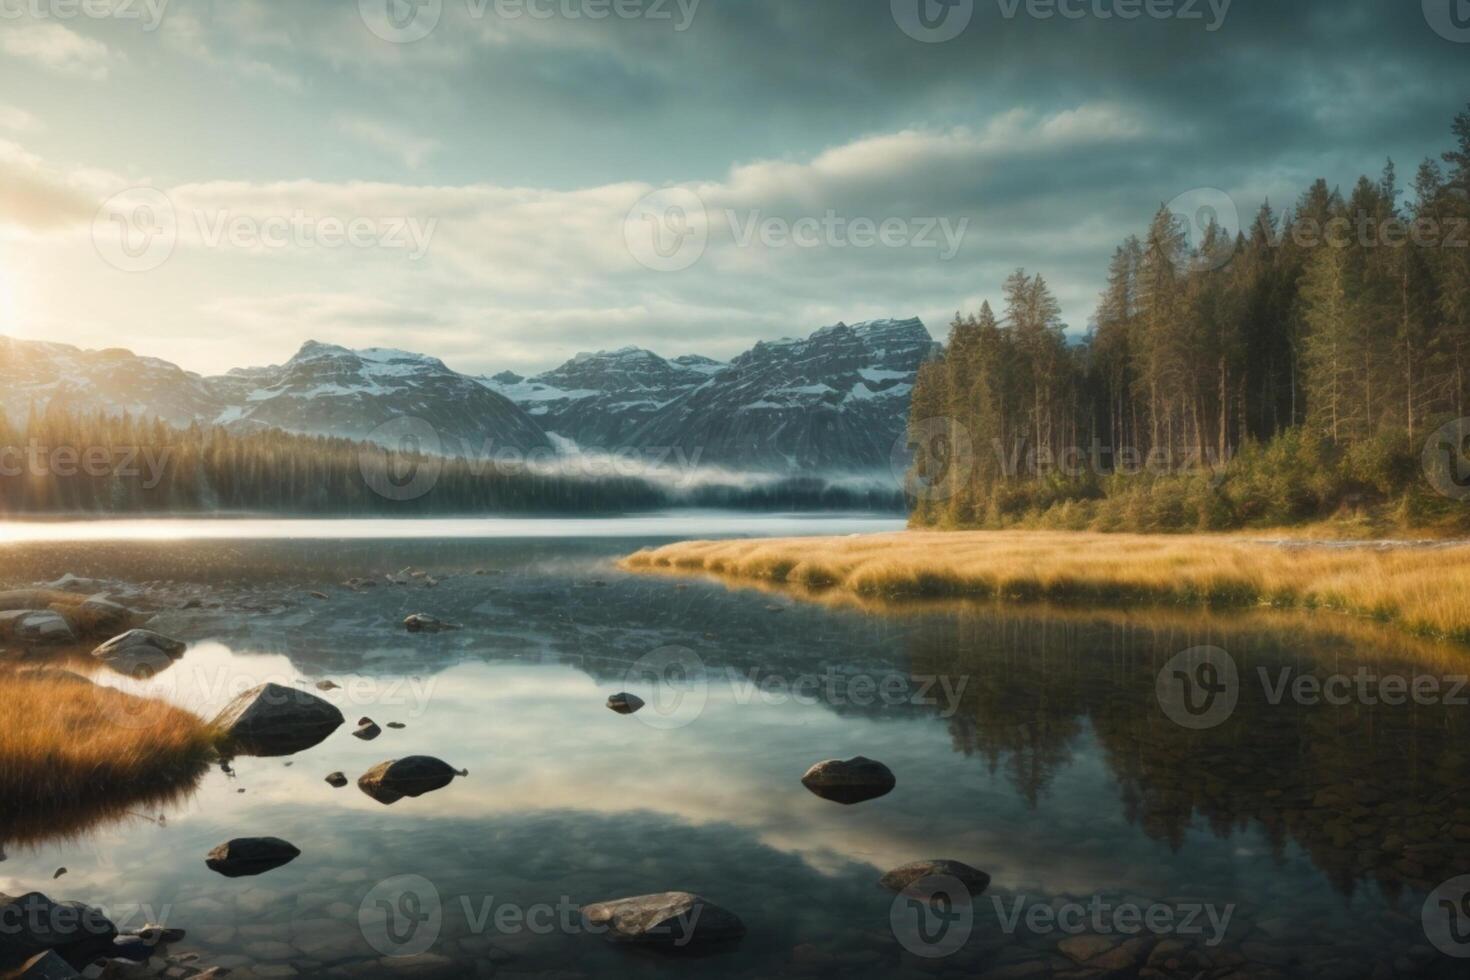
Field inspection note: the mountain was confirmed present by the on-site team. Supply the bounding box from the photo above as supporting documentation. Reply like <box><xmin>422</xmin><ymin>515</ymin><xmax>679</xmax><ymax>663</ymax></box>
<box><xmin>484</xmin><ymin>346</ymin><xmax>727</xmax><ymax>449</ymax></box>
<box><xmin>0</xmin><ymin>317</ymin><xmax>935</xmax><ymax>471</ymax></box>
<box><xmin>0</xmin><ymin>338</ymin><xmax>551</xmax><ymax>455</ymax></box>
<box><xmin>0</xmin><ymin>336</ymin><xmax>223</xmax><ymax>427</ymax></box>
<box><xmin>490</xmin><ymin>318</ymin><xmax>937</xmax><ymax>471</ymax></box>
<box><xmin>208</xmin><ymin>342</ymin><xmax>550</xmax><ymax>455</ymax></box>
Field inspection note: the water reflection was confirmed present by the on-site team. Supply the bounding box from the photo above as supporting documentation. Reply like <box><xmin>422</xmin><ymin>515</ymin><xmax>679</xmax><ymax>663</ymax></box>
<box><xmin>2</xmin><ymin>533</ymin><xmax>1469</xmax><ymax>977</ymax></box>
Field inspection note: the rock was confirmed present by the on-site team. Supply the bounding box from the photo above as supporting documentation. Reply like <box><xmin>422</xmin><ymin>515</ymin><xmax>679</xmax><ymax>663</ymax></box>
<box><xmin>325</xmin><ymin>772</ymin><xmax>348</xmax><ymax>788</ymax></box>
<box><xmin>131</xmin><ymin>924</ymin><xmax>186</xmax><ymax>948</ymax></box>
<box><xmin>52</xmin><ymin>868</ymin><xmax>66</xmax><ymax>880</ymax></box>
<box><xmin>307</xmin><ymin>591</ymin><xmax>329</xmax><ymax>601</ymax></box>
<box><xmin>204</xmin><ymin>838</ymin><xmax>300</xmax><ymax>878</ymax></box>
<box><xmin>315</xmin><ymin>680</ymin><xmax>340</xmax><ymax>691</ymax></box>
<box><xmin>74</xmin><ymin>597</ymin><xmax>136</xmax><ymax>635</ymax></box>
<box><xmin>403</xmin><ymin>614</ymin><xmax>460</xmax><ymax>633</ymax></box>
<box><xmin>878</xmin><ymin>860</ymin><xmax>990</xmax><ymax>895</ymax></box>
<box><xmin>91</xmin><ymin>630</ymin><xmax>187</xmax><ymax>678</ymax></box>
<box><xmin>386</xmin><ymin>722</ymin><xmax>406</xmax><ymax>729</ymax></box>
<box><xmin>1058</xmin><ymin>934</ymin><xmax>1118</xmax><ymax>963</ymax></box>
<box><xmin>799</xmin><ymin>756</ymin><xmax>895</xmax><ymax>804</ymax></box>
<box><xmin>606</xmin><ymin>692</ymin><xmax>645</xmax><ymax>715</ymax></box>
<box><xmin>353</xmin><ymin>721</ymin><xmax>382</xmax><ymax>741</ymax></box>
<box><xmin>357</xmin><ymin>756</ymin><xmax>466</xmax><ymax>805</ymax></box>
<box><xmin>211</xmin><ymin>683</ymin><xmax>345</xmax><ymax>757</ymax></box>
<box><xmin>0</xmin><ymin>610</ymin><xmax>76</xmax><ymax>645</ymax></box>
<box><xmin>581</xmin><ymin>892</ymin><xmax>745</xmax><ymax>946</ymax></box>
<box><xmin>12</xmin><ymin>950</ymin><xmax>81</xmax><ymax>978</ymax></box>
<box><xmin>0</xmin><ymin>892</ymin><xmax>117</xmax><ymax>964</ymax></box>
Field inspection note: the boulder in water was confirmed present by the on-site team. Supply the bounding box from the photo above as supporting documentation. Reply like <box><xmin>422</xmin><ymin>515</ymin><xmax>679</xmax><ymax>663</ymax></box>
<box><xmin>0</xmin><ymin>891</ymin><xmax>117</xmax><ymax>964</ymax></box>
<box><xmin>879</xmin><ymin>860</ymin><xmax>991</xmax><ymax>895</ymax></box>
<box><xmin>357</xmin><ymin>756</ymin><xmax>466</xmax><ymax>805</ymax></box>
<box><xmin>800</xmin><ymin>756</ymin><xmax>895</xmax><ymax>804</ymax></box>
<box><xmin>211</xmin><ymin>683</ymin><xmax>344</xmax><ymax>757</ymax></box>
<box><xmin>91</xmin><ymin>630</ymin><xmax>186</xmax><ymax>678</ymax></box>
<box><xmin>403</xmin><ymin>614</ymin><xmax>459</xmax><ymax>633</ymax></box>
<box><xmin>0</xmin><ymin>610</ymin><xmax>75</xmax><ymax>646</ymax></box>
<box><xmin>581</xmin><ymin>892</ymin><xmax>745</xmax><ymax>946</ymax></box>
<box><xmin>606</xmin><ymin>692</ymin><xmax>645</xmax><ymax>715</ymax></box>
<box><xmin>205</xmin><ymin>838</ymin><xmax>300</xmax><ymax>878</ymax></box>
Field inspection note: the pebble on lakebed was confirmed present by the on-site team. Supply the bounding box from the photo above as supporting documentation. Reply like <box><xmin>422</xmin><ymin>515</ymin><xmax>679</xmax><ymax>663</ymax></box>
<box><xmin>580</xmin><ymin>892</ymin><xmax>745</xmax><ymax>946</ymax></box>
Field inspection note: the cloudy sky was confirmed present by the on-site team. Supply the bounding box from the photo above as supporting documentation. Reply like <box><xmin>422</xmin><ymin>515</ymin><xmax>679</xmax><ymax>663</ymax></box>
<box><xmin>1</xmin><ymin>0</ymin><xmax>1468</xmax><ymax>377</ymax></box>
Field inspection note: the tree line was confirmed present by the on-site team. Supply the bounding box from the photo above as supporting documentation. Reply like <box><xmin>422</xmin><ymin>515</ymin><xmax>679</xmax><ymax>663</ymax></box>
<box><xmin>909</xmin><ymin>103</ymin><xmax>1470</xmax><ymax>531</ymax></box>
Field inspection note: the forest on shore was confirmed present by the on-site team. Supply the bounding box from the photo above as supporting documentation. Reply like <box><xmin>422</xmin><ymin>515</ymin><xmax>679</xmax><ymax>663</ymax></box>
<box><xmin>907</xmin><ymin>104</ymin><xmax>1470</xmax><ymax>533</ymax></box>
<box><xmin>0</xmin><ymin>407</ymin><xmax>904</xmax><ymax>516</ymax></box>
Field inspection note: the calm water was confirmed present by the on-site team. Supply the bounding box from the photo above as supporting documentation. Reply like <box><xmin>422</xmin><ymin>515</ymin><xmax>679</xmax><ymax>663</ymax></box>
<box><xmin>2</xmin><ymin>517</ymin><xmax>1468</xmax><ymax>978</ymax></box>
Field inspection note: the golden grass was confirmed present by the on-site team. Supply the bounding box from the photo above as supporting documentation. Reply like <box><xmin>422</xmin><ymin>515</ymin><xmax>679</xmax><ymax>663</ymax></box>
<box><xmin>621</xmin><ymin>530</ymin><xmax>1470</xmax><ymax>644</ymax></box>
<box><xmin>0</xmin><ymin>669</ymin><xmax>216</xmax><ymax>846</ymax></box>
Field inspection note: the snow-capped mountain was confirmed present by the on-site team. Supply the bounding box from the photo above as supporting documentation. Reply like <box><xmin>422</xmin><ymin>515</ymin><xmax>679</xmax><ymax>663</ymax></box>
<box><xmin>0</xmin><ymin>335</ymin><xmax>223</xmax><ymax>427</ymax></box>
<box><xmin>208</xmin><ymin>341</ymin><xmax>550</xmax><ymax>455</ymax></box>
<box><xmin>1</xmin><ymin>317</ymin><xmax>934</xmax><ymax>471</ymax></box>
<box><xmin>484</xmin><ymin>347</ymin><xmax>727</xmax><ymax>449</ymax></box>
<box><xmin>487</xmin><ymin>317</ymin><xmax>937</xmax><ymax>471</ymax></box>
<box><xmin>624</xmin><ymin>318</ymin><xmax>936</xmax><ymax>470</ymax></box>
<box><xmin>0</xmin><ymin>338</ymin><xmax>550</xmax><ymax>455</ymax></box>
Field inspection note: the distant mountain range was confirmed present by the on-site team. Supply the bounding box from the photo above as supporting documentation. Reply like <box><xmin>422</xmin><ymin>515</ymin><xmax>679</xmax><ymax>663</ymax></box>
<box><xmin>0</xmin><ymin>317</ymin><xmax>937</xmax><ymax>473</ymax></box>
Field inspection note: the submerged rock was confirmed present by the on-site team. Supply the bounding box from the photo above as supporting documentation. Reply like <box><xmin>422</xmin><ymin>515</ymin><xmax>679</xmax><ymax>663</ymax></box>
<box><xmin>204</xmin><ymin>837</ymin><xmax>300</xmax><ymax>878</ymax></box>
<box><xmin>606</xmin><ymin>692</ymin><xmax>645</xmax><ymax>715</ymax></box>
<box><xmin>91</xmin><ymin>630</ymin><xmax>186</xmax><ymax>678</ymax></box>
<box><xmin>581</xmin><ymin>892</ymin><xmax>745</xmax><ymax>946</ymax></box>
<box><xmin>0</xmin><ymin>891</ymin><xmax>117</xmax><ymax>964</ymax></box>
<box><xmin>358</xmin><ymin>756</ymin><xmax>466</xmax><ymax>805</ymax></box>
<box><xmin>403</xmin><ymin>614</ymin><xmax>460</xmax><ymax>634</ymax></box>
<box><xmin>211</xmin><ymin>683</ymin><xmax>345</xmax><ymax>757</ymax></box>
<box><xmin>0</xmin><ymin>610</ymin><xmax>75</xmax><ymax>646</ymax></box>
<box><xmin>800</xmin><ymin>756</ymin><xmax>896</xmax><ymax>804</ymax></box>
<box><xmin>878</xmin><ymin>860</ymin><xmax>991</xmax><ymax>895</ymax></box>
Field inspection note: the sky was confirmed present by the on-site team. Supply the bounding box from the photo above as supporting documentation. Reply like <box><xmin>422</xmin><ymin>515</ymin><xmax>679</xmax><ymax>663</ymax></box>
<box><xmin>1</xmin><ymin>0</ymin><xmax>1468</xmax><ymax>378</ymax></box>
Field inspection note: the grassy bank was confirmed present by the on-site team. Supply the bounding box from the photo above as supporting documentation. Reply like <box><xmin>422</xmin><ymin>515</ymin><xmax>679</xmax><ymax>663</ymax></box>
<box><xmin>621</xmin><ymin>531</ymin><xmax>1470</xmax><ymax>643</ymax></box>
<box><xmin>0</xmin><ymin>670</ymin><xmax>216</xmax><ymax>844</ymax></box>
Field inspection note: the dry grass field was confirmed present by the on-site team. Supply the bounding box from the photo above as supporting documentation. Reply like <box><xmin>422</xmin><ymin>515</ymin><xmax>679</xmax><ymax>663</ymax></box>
<box><xmin>0</xmin><ymin>669</ymin><xmax>215</xmax><ymax>843</ymax></box>
<box><xmin>622</xmin><ymin>531</ymin><xmax>1470</xmax><ymax>643</ymax></box>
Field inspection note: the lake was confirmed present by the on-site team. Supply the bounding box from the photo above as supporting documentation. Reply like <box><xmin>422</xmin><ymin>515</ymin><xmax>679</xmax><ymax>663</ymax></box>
<box><xmin>1</xmin><ymin>515</ymin><xmax>1467</xmax><ymax>979</ymax></box>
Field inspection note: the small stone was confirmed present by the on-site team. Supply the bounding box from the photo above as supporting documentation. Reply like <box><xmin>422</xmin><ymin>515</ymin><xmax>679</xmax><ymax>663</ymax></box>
<box><xmin>325</xmin><ymin>772</ymin><xmax>348</xmax><ymax>788</ymax></box>
<box><xmin>800</xmin><ymin>756</ymin><xmax>895</xmax><ymax>804</ymax></box>
<box><xmin>205</xmin><ymin>838</ymin><xmax>300</xmax><ymax>878</ymax></box>
<box><xmin>606</xmin><ymin>692</ymin><xmax>645</xmax><ymax>715</ymax></box>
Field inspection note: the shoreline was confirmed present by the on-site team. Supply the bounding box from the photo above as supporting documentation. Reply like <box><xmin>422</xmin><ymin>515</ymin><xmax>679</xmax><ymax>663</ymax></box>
<box><xmin>619</xmin><ymin>529</ymin><xmax>1470</xmax><ymax>645</ymax></box>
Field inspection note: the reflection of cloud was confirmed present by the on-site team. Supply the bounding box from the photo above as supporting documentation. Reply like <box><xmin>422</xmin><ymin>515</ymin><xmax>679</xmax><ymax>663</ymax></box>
<box><xmin>1</xmin><ymin>23</ymin><xmax>111</xmax><ymax>79</ymax></box>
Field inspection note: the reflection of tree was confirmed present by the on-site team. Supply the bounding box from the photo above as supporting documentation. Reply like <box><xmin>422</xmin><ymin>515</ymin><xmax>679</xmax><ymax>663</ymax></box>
<box><xmin>906</xmin><ymin>606</ymin><xmax>1470</xmax><ymax>895</ymax></box>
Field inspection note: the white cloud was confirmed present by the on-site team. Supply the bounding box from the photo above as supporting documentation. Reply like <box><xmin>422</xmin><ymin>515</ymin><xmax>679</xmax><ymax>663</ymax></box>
<box><xmin>335</xmin><ymin>116</ymin><xmax>441</xmax><ymax>171</ymax></box>
<box><xmin>0</xmin><ymin>105</ymin><xmax>39</xmax><ymax>132</ymax></box>
<box><xmin>1</xmin><ymin>23</ymin><xmax>111</xmax><ymax>79</ymax></box>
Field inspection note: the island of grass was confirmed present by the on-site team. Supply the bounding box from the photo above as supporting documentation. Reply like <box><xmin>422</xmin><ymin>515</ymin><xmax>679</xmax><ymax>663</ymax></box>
<box><xmin>0</xmin><ymin>669</ymin><xmax>216</xmax><ymax>845</ymax></box>
<box><xmin>621</xmin><ymin>531</ymin><xmax>1470</xmax><ymax>644</ymax></box>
